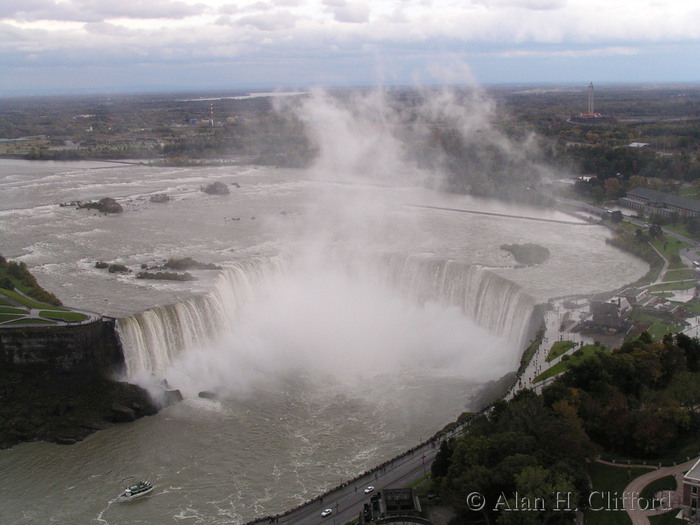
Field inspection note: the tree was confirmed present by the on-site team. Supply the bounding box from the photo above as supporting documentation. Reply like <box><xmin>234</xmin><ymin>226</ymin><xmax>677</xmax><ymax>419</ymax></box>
<box><xmin>648</xmin><ymin>223</ymin><xmax>663</xmax><ymax>238</ymax></box>
<box><xmin>604</xmin><ymin>177</ymin><xmax>623</xmax><ymax>199</ymax></box>
<box><xmin>610</xmin><ymin>210</ymin><xmax>624</xmax><ymax>223</ymax></box>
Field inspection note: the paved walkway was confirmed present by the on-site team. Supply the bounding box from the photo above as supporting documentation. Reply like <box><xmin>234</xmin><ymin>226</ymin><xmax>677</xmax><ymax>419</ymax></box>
<box><xmin>615</xmin><ymin>458</ymin><xmax>697</xmax><ymax>525</ymax></box>
<box><xmin>0</xmin><ymin>290</ymin><xmax>101</xmax><ymax>327</ymax></box>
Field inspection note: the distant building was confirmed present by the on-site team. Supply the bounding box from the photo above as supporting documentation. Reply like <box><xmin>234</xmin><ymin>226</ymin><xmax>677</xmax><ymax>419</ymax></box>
<box><xmin>620</xmin><ymin>288</ymin><xmax>650</xmax><ymax>305</ymax></box>
<box><xmin>362</xmin><ymin>488</ymin><xmax>430</xmax><ymax>525</ymax></box>
<box><xmin>591</xmin><ymin>298</ymin><xmax>631</xmax><ymax>328</ymax></box>
<box><xmin>620</xmin><ymin>187</ymin><xmax>700</xmax><ymax>218</ymax></box>
<box><xmin>682</xmin><ymin>457</ymin><xmax>700</xmax><ymax>521</ymax></box>
<box><xmin>628</xmin><ymin>142</ymin><xmax>653</xmax><ymax>149</ymax></box>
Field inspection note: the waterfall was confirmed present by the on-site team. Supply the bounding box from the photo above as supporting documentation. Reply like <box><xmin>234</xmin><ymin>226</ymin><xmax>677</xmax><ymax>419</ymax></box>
<box><xmin>116</xmin><ymin>256</ymin><xmax>289</xmax><ymax>377</ymax></box>
<box><xmin>374</xmin><ymin>254</ymin><xmax>536</xmax><ymax>345</ymax></box>
<box><xmin>117</xmin><ymin>253</ymin><xmax>536</xmax><ymax>379</ymax></box>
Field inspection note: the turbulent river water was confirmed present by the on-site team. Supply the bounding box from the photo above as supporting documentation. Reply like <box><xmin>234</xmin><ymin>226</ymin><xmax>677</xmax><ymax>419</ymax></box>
<box><xmin>0</xmin><ymin>159</ymin><xmax>647</xmax><ymax>524</ymax></box>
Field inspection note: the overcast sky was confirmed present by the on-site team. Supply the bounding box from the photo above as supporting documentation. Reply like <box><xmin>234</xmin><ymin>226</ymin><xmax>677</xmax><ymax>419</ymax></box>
<box><xmin>2</xmin><ymin>0</ymin><xmax>699</xmax><ymax>95</ymax></box>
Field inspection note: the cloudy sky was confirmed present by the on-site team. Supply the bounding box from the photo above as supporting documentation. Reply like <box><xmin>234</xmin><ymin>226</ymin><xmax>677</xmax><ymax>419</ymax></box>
<box><xmin>2</xmin><ymin>0</ymin><xmax>699</xmax><ymax>95</ymax></box>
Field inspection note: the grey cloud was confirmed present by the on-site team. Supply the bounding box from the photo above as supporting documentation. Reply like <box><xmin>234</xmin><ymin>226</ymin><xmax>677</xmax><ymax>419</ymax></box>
<box><xmin>1</xmin><ymin>0</ymin><xmax>207</xmax><ymax>23</ymax></box>
<box><xmin>474</xmin><ymin>0</ymin><xmax>566</xmax><ymax>10</ymax></box>
<box><xmin>81</xmin><ymin>0</ymin><xmax>208</xmax><ymax>19</ymax></box>
<box><xmin>235</xmin><ymin>12</ymin><xmax>299</xmax><ymax>31</ymax></box>
<box><xmin>323</xmin><ymin>1</ymin><xmax>371</xmax><ymax>23</ymax></box>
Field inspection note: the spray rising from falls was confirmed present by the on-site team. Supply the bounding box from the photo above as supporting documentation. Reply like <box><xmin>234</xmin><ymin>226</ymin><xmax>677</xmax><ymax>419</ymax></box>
<box><xmin>117</xmin><ymin>252</ymin><xmax>537</xmax><ymax>395</ymax></box>
<box><xmin>117</xmin><ymin>256</ymin><xmax>289</xmax><ymax>377</ymax></box>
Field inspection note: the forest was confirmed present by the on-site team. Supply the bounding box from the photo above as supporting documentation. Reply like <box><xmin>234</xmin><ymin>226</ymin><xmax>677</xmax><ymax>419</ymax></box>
<box><xmin>1</xmin><ymin>84</ymin><xmax>699</xmax><ymax>206</ymax></box>
<box><xmin>432</xmin><ymin>331</ymin><xmax>700</xmax><ymax>524</ymax></box>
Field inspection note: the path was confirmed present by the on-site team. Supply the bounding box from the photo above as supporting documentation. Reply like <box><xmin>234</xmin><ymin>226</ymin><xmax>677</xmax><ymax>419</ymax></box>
<box><xmin>619</xmin><ymin>458</ymin><xmax>697</xmax><ymax>525</ymax></box>
<box><xmin>0</xmin><ymin>289</ymin><xmax>101</xmax><ymax>327</ymax></box>
<box><xmin>406</xmin><ymin>204</ymin><xmax>598</xmax><ymax>226</ymax></box>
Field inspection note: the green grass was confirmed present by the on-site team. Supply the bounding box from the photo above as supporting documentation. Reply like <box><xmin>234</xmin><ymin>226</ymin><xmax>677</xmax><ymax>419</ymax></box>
<box><xmin>649</xmin><ymin>511</ymin><xmax>684</xmax><ymax>524</ymax></box>
<box><xmin>648</xmin><ymin>322</ymin><xmax>685</xmax><ymax>340</ymax></box>
<box><xmin>0</xmin><ymin>306</ymin><xmax>25</xmax><ymax>315</ymax></box>
<box><xmin>629</xmin><ymin>310</ymin><xmax>685</xmax><ymax>339</ymax></box>
<box><xmin>650</xmin><ymin>237</ymin><xmax>690</xmax><ymax>268</ymax></box>
<box><xmin>39</xmin><ymin>310</ymin><xmax>88</xmax><ymax>322</ymax></box>
<box><xmin>679</xmin><ymin>187</ymin><xmax>700</xmax><ymax>199</ymax></box>
<box><xmin>408</xmin><ymin>474</ymin><xmax>433</xmax><ymax>490</ymax></box>
<box><xmin>546</xmin><ymin>340</ymin><xmax>575</xmax><ymax>362</ymax></box>
<box><xmin>535</xmin><ymin>345</ymin><xmax>605</xmax><ymax>383</ymax></box>
<box><xmin>3</xmin><ymin>318</ymin><xmax>55</xmax><ymax>326</ymax></box>
<box><xmin>0</xmin><ymin>288</ymin><xmax>54</xmax><ymax>309</ymax></box>
<box><xmin>640</xmin><ymin>475</ymin><xmax>676</xmax><ymax>508</ymax></box>
<box><xmin>679</xmin><ymin>299</ymin><xmax>700</xmax><ymax>315</ymax></box>
<box><xmin>0</xmin><ymin>313</ymin><xmax>25</xmax><ymax>323</ymax></box>
<box><xmin>0</xmin><ymin>290</ymin><xmax>90</xmax><ymax>326</ymax></box>
<box><xmin>662</xmin><ymin>268</ymin><xmax>694</xmax><ymax>281</ymax></box>
<box><xmin>585</xmin><ymin>462</ymin><xmax>656</xmax><ymax>525</ymax></box>
<box><xmin>647</xmin><ymin>280</ymin><xmax>696</xmax><ymax>292</ymax></box>
<box><xmin>663</xmin><ymin>222</ymin><xmax>700</xmax><ymax>242</ymax></box>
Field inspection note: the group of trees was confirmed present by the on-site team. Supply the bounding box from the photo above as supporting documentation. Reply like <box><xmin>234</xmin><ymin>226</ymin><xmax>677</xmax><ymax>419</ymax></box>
<box><xmin>433</xmin><ymin>389</ymin><xmax>595</xmax><ymax>524</ymax></box>
<box><xmin>545</xmin><ymin>332</ymin><xmax>700</xmax><ymax>457</ymax></box>
<box><xmin>0</xmin><ymin>256</ymin><xmax>62</xmax><ymax>306</ymax></box>
<box><xmin>433</xmin><ymin>332</ymin><xmax>700</xmax><ymax>524</ymax></box>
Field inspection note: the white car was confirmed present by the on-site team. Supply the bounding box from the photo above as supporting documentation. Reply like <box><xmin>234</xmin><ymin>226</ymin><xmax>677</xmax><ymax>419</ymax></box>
<box><xmin>321</xmin><ymin>508</ymin><xmax>333</xmax><ymax>517</ymax></box>
<box><xmin>364</xmin><ymin>485</ymin><xmax>375</xmax><ymax>494</ymax></box>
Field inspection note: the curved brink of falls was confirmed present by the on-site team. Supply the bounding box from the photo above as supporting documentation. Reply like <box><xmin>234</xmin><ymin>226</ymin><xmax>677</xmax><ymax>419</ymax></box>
<box><xmin>116</xmin><ymin>254</ymin><xmax>537</xmax><ymax>381</ymax></box>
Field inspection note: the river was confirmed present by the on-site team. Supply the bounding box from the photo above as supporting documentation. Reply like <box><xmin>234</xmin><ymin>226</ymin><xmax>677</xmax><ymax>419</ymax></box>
<box><xmin>0</xmin><ymin>159</ymin><xmax>647</xmax><ymax>524</ymax></box>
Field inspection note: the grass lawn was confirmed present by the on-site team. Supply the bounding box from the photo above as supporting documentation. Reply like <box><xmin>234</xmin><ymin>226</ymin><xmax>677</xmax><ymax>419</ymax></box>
<box><xmin>0</xmin><ymin>288</ymin><xmax>55</xmax><ymax>309</ymax></box>
<box><xmin>647</xmin><ymin>280</ymin><xmax>696</xmax><ymax>293</ymax></box>
<box><xmin>0</xmin><ymin>313</ymin><xmax>25</xmax><ymax>323</ymax></box>
<box><xmin>649</xmin><ymin>511</ymin><xmax>684</xmax><ymax>524</ymax></box>
<box><xmin>0</xmin><ymin>306</ymin><xmax>25</xmax><ymax>315</ymax></box>
<box><xmin>679</xmin><ymin>299</ymin><xmax>700</xmax><ymax>315</ymax></box>
<box><xmin>585</xmin><ymin>462</ymin><xmax>655</xmax><ymax>525</ymax></box>
<box><xmin>663</xmin><ymin>221</ymin><xmax>700</xmax><ymax>242</ymax></box>
<box><xmin>535</xmin><ymin>345</ymin><xmax>606</xmax><ymax>382</ymax></box>
<box><xmin>650</xmin><ymin>237</ymin><xmax>690</xmax><ymax>269</ymax></box>
<box><xmin>39</xmin><ymin>310</ymin><xmax>88</xmax><ymax>322</ymax></box>
<box><xmin>629</xmin><ymin>310</ymin><xmax>685</xmax><ymax>340</ymax></box>
<box><xmin>640</xmin><ymin>475</ymin><xmax>677</xmax><ymax>508</ymax></box>
<box><xmin>546</xmin><ymin>340</ymin><xmax>575</xmax><ymax>362</ymax></box>
<box><xmin>647</xmin><ymin>321</ymin><xmax>685</xmax><ymax>340</ymax></box>
<box><xmin>679</xmin><ymin>186</ymin><xmax>700</xmax><ymax>199</ymax></box>
<box><xmin>3</xmin><ymin>318</ymin><xmax>54</xmax><ymax>326</ymax></box>
<box><xmin>662</xmin><ymin>268</ymin><xmax>694</xmax><ymax>281</ymax></box>
<box><xmin>0</xmin><ymin>289</ymin><xmax>90</xmax><ymax>326</ymax></box>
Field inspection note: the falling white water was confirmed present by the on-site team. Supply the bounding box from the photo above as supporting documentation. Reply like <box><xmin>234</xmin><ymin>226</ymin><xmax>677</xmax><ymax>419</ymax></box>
<box><xmin>117</xmin><ymin>251</ymin><xmax>534</xmax><ymax>397</ymax></box>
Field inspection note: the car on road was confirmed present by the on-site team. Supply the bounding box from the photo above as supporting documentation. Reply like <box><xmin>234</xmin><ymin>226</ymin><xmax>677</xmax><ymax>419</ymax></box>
<box><xmin>321</xmin><ymin>509</ymin><xmax>333</xmax><ymax>517</ymax></box>
<box><xmin>364</xmin><ymin>486</ymin><xmax>375</xmax><ymax>494</ymax></box>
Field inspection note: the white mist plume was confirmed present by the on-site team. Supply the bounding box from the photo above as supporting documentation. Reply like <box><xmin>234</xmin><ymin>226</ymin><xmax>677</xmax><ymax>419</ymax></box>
<box><xmin>286</xmin><ymin>87</ymin><xmax>419</xmax><ymax>184</ymax></box>
<box><xmin>124</xmin><ymin>82</ymin><xmax>544</xmax><ymax>400</ymax></box>
<box><xmin>162</xmin><ymin>256</ymin><xmax>517</xmax><ymax>398</ymax></box>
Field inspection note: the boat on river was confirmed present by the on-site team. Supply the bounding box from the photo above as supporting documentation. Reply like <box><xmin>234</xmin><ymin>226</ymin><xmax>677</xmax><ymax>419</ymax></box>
<box><xmin>117</xmin><ymin>481</ymin><xmax>153</xmax><ymax>502</ymax></box>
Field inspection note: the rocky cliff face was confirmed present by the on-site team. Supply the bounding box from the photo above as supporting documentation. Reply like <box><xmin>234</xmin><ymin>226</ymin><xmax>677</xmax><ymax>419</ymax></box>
<box><xmin>0</xmin><ymin>320</ymin><xmax>160</xmax><ymax>449</ymax></box>
<box><xmin>0</xmin><ymin>320</ymin><xmax>124</xmax><ymax>372</ymax></box>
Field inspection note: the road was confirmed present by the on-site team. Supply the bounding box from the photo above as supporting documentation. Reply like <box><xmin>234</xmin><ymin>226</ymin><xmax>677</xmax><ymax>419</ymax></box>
<box><xmin>250</xmin><ymin>437</ymin><xmax>445</xmax><ymax>525</ymax></box>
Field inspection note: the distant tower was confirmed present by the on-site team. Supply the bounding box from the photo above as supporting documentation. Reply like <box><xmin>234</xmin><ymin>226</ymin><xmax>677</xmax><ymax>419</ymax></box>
<box><xmin>588</xmin><ymin>82</ymin><xmax>594</xmax><ymax>115</ymax></box>
<box><xmin>210</xmin><ymin>103</ymin><xmax>214</xmax><ymax>126</ymax></box>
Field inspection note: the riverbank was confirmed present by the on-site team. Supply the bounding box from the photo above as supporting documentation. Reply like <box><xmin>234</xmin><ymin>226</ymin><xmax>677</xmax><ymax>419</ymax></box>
<box><xmin>0</xmin><ymin>365</ymin><xmax>157</xmax><ymax>448</ymax></box>
<box><xmin>0</xmin><ymin>319</ymin><xmax>161</xmax><ymax>449</ymax></box>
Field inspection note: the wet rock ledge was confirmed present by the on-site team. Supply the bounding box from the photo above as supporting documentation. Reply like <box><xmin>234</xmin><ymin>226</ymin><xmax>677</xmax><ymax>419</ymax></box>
<box><xmin>0</xmin><ymin>320</ymin><xmax>162</xmax><ymax>449</ymax></box>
